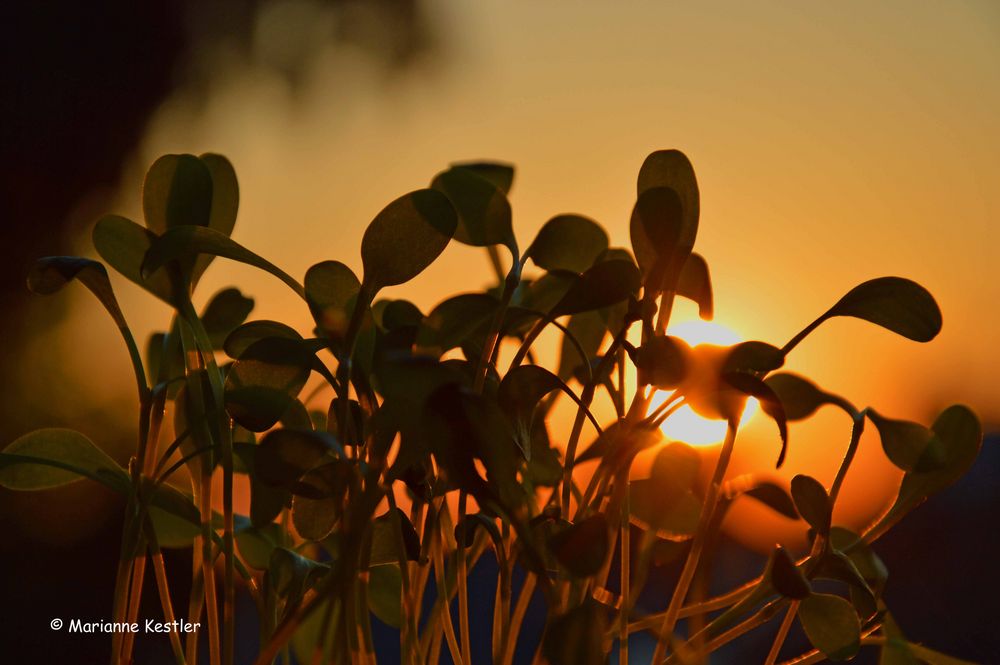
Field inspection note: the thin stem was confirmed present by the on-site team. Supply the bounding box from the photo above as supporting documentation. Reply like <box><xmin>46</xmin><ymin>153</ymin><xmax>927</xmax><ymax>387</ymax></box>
<box><xmin>765</xmin><ymin>601</ymin><xmax>800</xmax><ymax>665</ymax></box>
<box><xmin>456</xmin><ymin>492</ymin><xmax>472</xmax><ymax>665</ymax></box>
<box><xmin>500</xmin><ymin>573</ymin><xmax>536</xmax><ymax>665</ymax></box>
<box><xmin>651</xmin><ymin>419</ymin><xmax>739</xmax><ymax>664</ymax></box>
<box><xmin>145</xmin><ymin>516</ymin><xmax>187</xmax><ymax>665</ymax></box>
<box><xmin>619</xmin><ymin>490</ymin><xmax>630</xmax><ymax>665</ymax></box>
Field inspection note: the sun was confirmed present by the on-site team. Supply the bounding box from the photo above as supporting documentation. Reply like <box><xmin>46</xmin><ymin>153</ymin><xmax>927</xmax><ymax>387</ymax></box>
<box><xmin>648</xmin><ymin>320</ymin><xmax>759</xmax><ymax>447</ymax></box>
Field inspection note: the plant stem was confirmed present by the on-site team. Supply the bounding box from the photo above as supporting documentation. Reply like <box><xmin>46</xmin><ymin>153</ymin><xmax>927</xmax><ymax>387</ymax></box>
<box><xmin>456</xmin><ymin>491</ymin><xmax>472</xmax><ymax>665</ymax></box>
<box><xmin>619</xmin><ymin>489</ymin><xmax>630</xmax><ymax>665</ymax></box>
<box><xmin>764</xmin><ymin>601</ymin><xmax>800</xmax><ymax>665</ymax></box>
<box><xmin>651</xmin><ymin>419</ymin><xmax>739</xmax><ymax>664</ymax></box>
<box><xmin>500</xmin><ymin>573</ymin><xmax>536</xmax><ymax>665</ymax></box>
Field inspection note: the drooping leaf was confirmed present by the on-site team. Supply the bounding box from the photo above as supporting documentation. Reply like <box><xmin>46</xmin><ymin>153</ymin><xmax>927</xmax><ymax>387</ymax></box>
<box><xmin>791</xmin><ymin>474</ymin><xmax>832</xmax><ymax>536</ymax></box>
<box><xmin>27</xmin><ymin>257</ymin><xmax>130</xmax><ymax>331</ymax></box>
<box><xmin>542</xmin><ymin>600</ymin><xmax>607</xmax><ymax>665</ymax></box>
<box><xmin>360</xmin><ymin>189</ymin><xmax>457</xmax><ymax>292</ymax></box>
<box><xmin>201</xmin><ymin>287</ymin><xmax>254</xmax><ymax>349</ymax></box>
<box><xmin>0</xmin><ymin>429</ymin><xmax>128</xmax><ymax>493</ymax></box>
<box><xmin>829</xmin><ymin>527</ymin><xmax>888</xmax><ymax>594</ymax></box>
<box><xmin>141</xmin><ymin>225</ymin><xmax>304</xmax><ymax>298</ymax></box>
<box><xmin>769</xmin><ymin>545</ymin><xmax>811</xmax><ymax>599</ymax></box>
<box><xmin>798</xmin><ymin>593</ymin><xmax>861</xmax><ymax>661</ymax></box>
<box><xmin>142</xmin><ymin>154</ymin><xmax>214</xmax><ymax>233</ymax></box>
<box><xmin>547</xmin><ymin>513</ymin><xmax>609</xmax><ymax>578</ymax></box>
<box><xmin>635</xmin><ymin>335</ymin><xmax>690</xmax><ymax>388</ymax></box>
<box><xmin>431</xmin><ymin>166</ymin><xmax>516</xmax><ymax>256</ymax></box>
<box><xmin>723</xmin><ymin>372</ymin><xmax>789</xmax><ymax>466</ymax></box>
<box><xmin>867</xmin><ymin>409</ymin><xmax>945</xmax><ymax>472</ymax></box>
<box><xmin>148</xmin><ymin>505</ymin><xmax>202</xmax><ymax>549</ymax></box>
<box><xmin>93</xmin><ymin>215</ymin><xmax>178</xmax><ymax>305</ymax></box>
<box><xmin>527</xmin><ymin>214</ymin><xmax>609</xmax><ymax>273</ymax></box>
<box><xmin>550</xmin><ymin>259</ymin><xmax>641</xmax><ymax>317</ymax></box>
<box><xmin>814</xmin><ymin>550</ymin><xmax>877</xmax><ymax>618</ymax></box>
<box><xmin>676</xmin><ymin>252</ymin><xmax>713</xmax><ymax>319</ymax></box>
<box><xmin>455</xmin><ymin>512</ymin><xmax>503</xmax><ymax>551</ymax></box>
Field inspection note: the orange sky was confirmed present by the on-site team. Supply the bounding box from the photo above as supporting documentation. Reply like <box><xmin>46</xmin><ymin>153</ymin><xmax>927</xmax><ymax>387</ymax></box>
<box><xmin>31</xmin><ymin>0</ymin><xmax>998</xmax><ymax>548</ymax></box>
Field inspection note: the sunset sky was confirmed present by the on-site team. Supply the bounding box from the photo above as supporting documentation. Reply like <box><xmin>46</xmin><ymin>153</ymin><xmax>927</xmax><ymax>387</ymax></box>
<box><xmin>32</xmin><ymin>0</ymin><xmax>998</xmax><ymax>547</ymax></box>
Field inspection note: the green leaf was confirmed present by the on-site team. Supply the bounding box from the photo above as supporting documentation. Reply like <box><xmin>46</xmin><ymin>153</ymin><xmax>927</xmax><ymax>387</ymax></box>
<box><xmin>557</xmin><ymin>310</ymin><xmax>607</xmax><ymax>382</ymax></box>
<box><xmin>267</xmin><ymin>547</ymin><xmax>328</xmax><ymax>606</ymax></box>
<box><xmin>431</xmin><ymin>166</ymin><xmax>516</xmax><ymax>257</ymax></box>
<box><xmin>789</xmin><ymin>277</ymin><xmax>942</xmax><ymax>352</ymax></box>
<box><xmin>201</xmin><ymin>287</ymin><xmax>254</xmax><ymax>349</ymax></box>
<box><xmin>291</xmin><ymin>461</ymin><xmax>352</xmax><ymax>541</ymax></box>
<box><xmin>723</xmin><ymin>372</ymin><xmax>789</xmax><ymax>467</ymax></box>
<box><xmin>141</xmin><ymin>225</ymin><xmax>304</xmax><ymax>298</ymax></box>
<box><xmin>550</xmin><ymin>259</ymin><xmax>641</xmax><ymax>317</ymax></box>
<box><xmin>547</xmin><ymin>513</ymin><xmax>609</xmax><ymax>578</ymax></box>
<box><xmin>360</xmin><ymin>189</ymin><xmax>458</xmax><ymax>291</ymax></box>
<box><xmin>798</xmin><ymin>593</ymin><xmax>861</xmax><ymax>661</ymax></box>
<box><xmin>676</xmin><ymin>252</ymin><xmax>713</xmax><ymax>319</ymax></box>
<box><xmin>235</xmin><ymin>517</ymin><xmax>284</xmax><ymax>570</ymax></box>
<box><xmin>199</xmin><ymin>153</ymin><xmax>239</xmax><ymax>237</ymax></box>
<box><xmin>149</xmin><ymin>506</ymin><xmax>202</xmax><ymax>549</ymax></box>
<box><xmin>527</xmin><ymin>214</ymin><xmax>609</xmax><ymax>273</ymax></box>
<box><xmin>454</xmin><ymin>512</ymin><xmax>504</xmax><ymax>551</ymax></box>
<box><xmin>448</xmin><ymin>160</ymin><xmax>515</xmax><ymax>194</ymax></box>
<box><xmin>815</xmin><ymin>549</ymin><xmax>877</xmax><ymax>618</ymax></box>
<box><xmin>635</xmin><ymin>335</ymin><xmax>689</xmax><ymax>388</ymax></box>
<box><xmin>27</xmin><ymin>257</ymin><xmax>130</xmax><ymax>330</ymax></box>
<box><xmin>867</xmin><ymin>409</ymin><xmax>945</xmax><ymax>472</ymax></box>
<box><xmin>742</xmin><ymin>482</ymin><xmax>799</xmax><ymax>520</ymax></box>
<box><xmin>884</xmin><ymin>405</ymin><xmax>982</xmax><ymax>522</ymax></box>
<box><xmin>369</xmin><ymin>508</ymin><xmax>421</xmax><ymax>566</ymax></box>
<box><xmin>769</xmin><ymin>545</ymin><xmax>811</xmax><ymax>599</ymax></box>
<box><xmin>255</xmin><ymin>429</ymin><xmax>341</xmax><ymax>489</ymax></box>
<box><xmin>829</xmin><ymin>527</ymin><xmax>888</xmax><ymax>594</ymax></box>
<box><xmin>0</xmin><ymin>428</ymin><xmax>128</xmax><ymax>492</ymax></box>
<box><xmin>225</xmin><ymin>337</ymin><xmax>316</xmax><ymax>432</ymax></box>
<box><xmin>766</xmin><ymin>373</ymin><xmax>834</xmax><ymax>421</ymax></box>
<box><xmin>414</xmin><ymin>293</ymin><xmax>497</xmax><ymax>357</ymax></box>
<box><xmin>304</xmin><ymin>260</ymin><xmax>362</xmax><ymax>342</ymax></box>
<box><xmin>629</xmin><ymin>186</ymin><xmax>684</xmax><ymax>285</ymax></box>
<box><xmin>791</xmin><ymin>474</ymin><xmax>832</xmax><ymax>535</ymax></box>
<box><xmin>224</xmin><ymin>320</ymin><xmax>302</xmax><ymax>359</ymax></box>
<box><xmin>93</xmin><ymin>214</ymin><xmax>177</xmax><ymax>305</ymax></box>
<box><xmin>368</xmin><ymin>564</ymin><xmax>403</xmax><ymax>628</ymax></box>
<box><xmin>142</xmin><ymin>154</ymin><xmax>214</xmax><ymax>233</ymax></box>
<box><xmin>723</xmin><ymin>341</ymin><xmax>784</xmax><ymax>374</ymax></box>
<box><xmin>629</xmin><ymin>443</ymin><xmax>703</xmax><ymax>537</ymax></box>
<box><xmin>637</xmin><ymin>149</ymin><xmax>700</xmax><ymax>224</ymax></box>
<box><xmin>542</xmin><ymin>600</ymin><xmax>607</xmax><ymax>665</ymax></box>
<box><xmin>879</xmin><ymin>612</ymin><xmax>918</xmax><ymax>665</ymax></box>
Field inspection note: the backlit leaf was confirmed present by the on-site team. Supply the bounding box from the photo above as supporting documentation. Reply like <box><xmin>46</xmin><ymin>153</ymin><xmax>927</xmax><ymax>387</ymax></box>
<box><xmin>799</xmin><ymin>593</ymin><xmax>861</xmax><ymax>661</ymax></box>
<box><xmin>527</xmin><ymin>214</ymin><xmax>608</xmax><ymax>273</ymax></box>
<box><xmin>432</xmin><ymin>166</ymin><xmax>516</xmax><ymax>256</ymax></box>
<box><xmin>361</xmin><ymin>189</ymin><xmax>457</xmax><ymax>291</ymax></box>
<box><xmin>0</xmin><ymin>428</ymin><xmax>128</xmax><ymax>492</ymax></box>
<box><xmin>550</xmin><ymin>259</ymin><xmax>640</xmax><ymax>316</ymax></box>
<box><xmin>791</xmin><ymin>474</ymin><xmax>831</xmax><ymax>535</ymax></box>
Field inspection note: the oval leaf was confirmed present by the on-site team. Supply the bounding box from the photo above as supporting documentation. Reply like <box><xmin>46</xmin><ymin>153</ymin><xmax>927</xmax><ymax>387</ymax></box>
<box><xmin>791</xmin><ymin>474</ymin><xmax>832</xmax><ymax>535</ymax></box>
<box><xmin>550</xmin><ymin>259</ymin><xmax>641</xmax><ymax>317</ymax></box>
<box><xmin>527</xmin><ymin>214</ymin><xmax>609</xmax><ymax>273</ymax></box>
<box><xmin>142</xmin><ymin>154</ymin><xmax>213</xmax><ymax>233</ymax></box>
<box><xmin>431</xmin><ymin>166</ymin><xmax>516</xmax><ymax>256</ymax></box>
<box><xmin>798</xmin><ymin>593</ymin><xmax>861</xmax><ymax>661</ymax></box>
<box><xmin>0</xmin><ymin>428</ymin><xmax>128</xmax><ymax>492</ymax></box>
<box><xmin>824</xmin><ymin>277</ymin><xmax>942</xmax><ymax>343</ymax></box>
<box><xmin>361</xmin><ymin>189</ymin><xmax>457</xmax><ymax>291</ymax></box>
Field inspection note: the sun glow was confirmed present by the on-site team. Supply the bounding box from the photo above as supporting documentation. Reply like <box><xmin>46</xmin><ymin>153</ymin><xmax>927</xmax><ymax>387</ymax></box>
<box><xmin>649</xmin><ymin>320</ymin><xmax>759</xmax><ymax>447</ymax></box>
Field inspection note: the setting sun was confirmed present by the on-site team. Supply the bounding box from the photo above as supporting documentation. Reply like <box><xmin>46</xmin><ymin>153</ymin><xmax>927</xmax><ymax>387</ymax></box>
<box><xmin>649</xmin><ymin>320</ymin><xmax>759</xmax><ymax>446</ymax></box>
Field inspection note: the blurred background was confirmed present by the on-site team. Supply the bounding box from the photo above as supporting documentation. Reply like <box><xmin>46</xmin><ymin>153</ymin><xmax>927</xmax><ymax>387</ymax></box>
<box><xmin>1</xmin><ymin>1</ymin><xmax>997</xmax><ymax>662</ymax></box>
